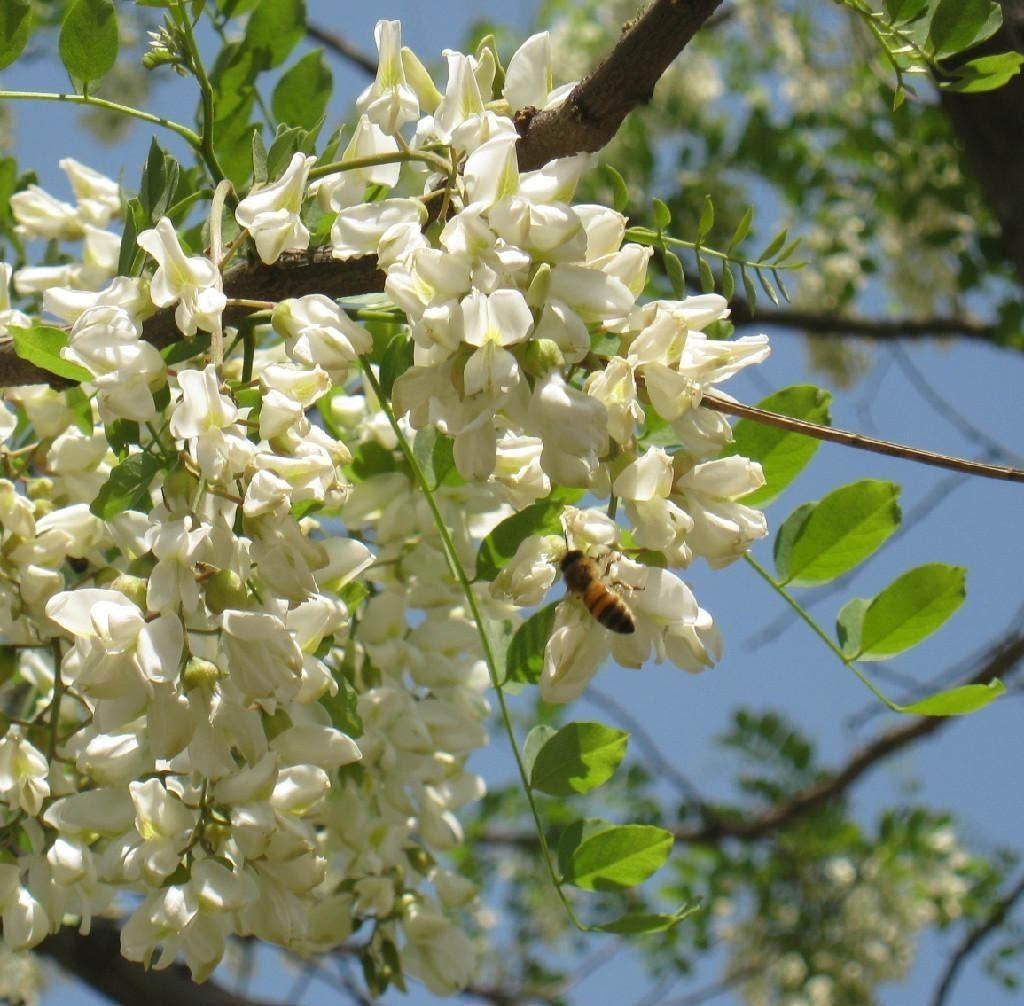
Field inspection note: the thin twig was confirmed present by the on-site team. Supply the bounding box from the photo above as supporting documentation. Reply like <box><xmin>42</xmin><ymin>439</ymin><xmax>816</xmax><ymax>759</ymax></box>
<box><xmin>701</xmin><ymin>392</ymin><xmax>1024</xmax><ymax>484</ymax></box>
<box><xmin>681</xmin><ymin>628</ymin><xmax>1024</xmax><ymax>843</ymax></box>
<box><xmin>585</xmin><ymin>686</ymin><xmax>706</xmax><ymax>802</ymax></box>
<box><xmin>306</xmin><ymin>22</ymin><xmax>378</xmax><ymax>77</ymax></box>
<box><xmin>931</xmin><ymin>870</ymin><xmax>1024</xmax><ymax>1006</ymax></box>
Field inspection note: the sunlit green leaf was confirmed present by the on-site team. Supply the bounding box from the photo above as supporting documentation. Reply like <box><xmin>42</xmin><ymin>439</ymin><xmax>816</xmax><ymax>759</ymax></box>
<box><xmin>505</xmin><ymin>603</ymin><xmax>558</xmax><ymax>685</ymax></box>
<box><xmin>838</xmin><ymin>564</ymin><xmax>966</xmax><ymax>660</ymax></box>
<box><xmin>90</xmin><ymin>453</ymin><xmax>164</xmax><ymax>518</ymax></box>
<box><xmin>530</xmin><ymin>721</ymin><xmax>629</xmax><ymax>796</ymax></box>
<box><xmin>897</xmin><ymin>679</ymin><xmax>1004</xmax><ymax>716</ymax></box>
<box><xmin>60</xmin><ymin>0</ymin><xmax>118</xmax><ymax>83</ymax></box>
<box><xmin>775</xmin><ymin>481</ymin><xmax>901</xmax><ymax>586</ymax></box>
<box><xmin>9</xmin><ymin>325</ymin><xmax>90</xmax><ymax>382</ymax></box>
<box><xmin>0</xmin><ymin>0</ymin><xmax>31</xmax><ymax>70</ymax></box>
<box><xmin>475</xmin><ymin>489</ymin><xmax>581</xmax><ymax>582</ymax></box>
<box><xmin>272</xmin><ymin>49</ymin><xmax>332</xmax><ymax>131</ymax></box>
<box><xmin>558</xmin><ymin>819</ymin><xmax>674</xmax><ymax>891</ymax></box>
<box><xmin>722</xmin><ymin>385</ymin><xmax>832</xmax><ymax>506</ymax></box>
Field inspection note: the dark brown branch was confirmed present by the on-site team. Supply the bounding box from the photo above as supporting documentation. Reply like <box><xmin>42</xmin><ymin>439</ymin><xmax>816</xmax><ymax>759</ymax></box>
<box><xmin>682</xmin><ymin>629</ymin><xmax>1024</xmax><ymax>843</ymax></box>
<box><xmin>38</xmin><ymin>918</ymin><xmax>278</xmax><ymax>1006</ymax></box>
<box><xmin>306</xmin><ymin>22</ymin><xmax>378</xmax><ymax>77</ymax></box>
<box><xmin>701</xmin><ymin>392</ymin><xmax>1024</xmax><ymax>484</ymax></box>
<box><xmin>931</xmin><ymin>870</ymin><xmax>1024</xmax><ymax>1006</ymax></box>
<box><xmin>476</xmin><ymin>628</ymin><xmax>1024</xmax><ymax>851</ymax></box>
<box><xmin>0</xmin><ymin>0</ymin><xmax>728</xmax><ymax>390</ymax></box>
<box><xmin>0</xmin><ymin>249</ymin><xmax>386</xmax><ymax>388</ymax></box>
<box><xmin>733</xmin><ymin>302</ymin><xmax>996</xmax><ymax>343</ymax></box>
<box><xmin>515</xmin><ymin>0</ymin><xmax>724</xmax><ymax>171</ymax></box>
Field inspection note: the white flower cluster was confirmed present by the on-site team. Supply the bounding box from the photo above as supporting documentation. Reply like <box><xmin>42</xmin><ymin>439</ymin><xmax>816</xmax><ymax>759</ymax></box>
<box><xmin>0</xmin><ymin>19</ymin><xmax>770</xmax><ymax>990</ymax></box>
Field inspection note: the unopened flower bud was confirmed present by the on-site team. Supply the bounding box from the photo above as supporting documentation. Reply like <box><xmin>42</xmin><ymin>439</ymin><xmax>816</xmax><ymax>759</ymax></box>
<box><xmin>526</xmin><ymin>262</ymin><xmax>551</xmax><ymax>308</ymax></box>
<box><xmin>204</xmin><ymin>569</ymin><xmax>248</xmax><ymax>614</ymax></box>
<box><xmin>182</xmin><ymin>656</ymin><xmax>221</xmax><ymax>693</ymax></box>
<box><xmin>111</xmin><ymin>574</ymin><xmax>147</xmax><ymax>611</ymax></box>
<box><xmin>521</xmin><ymin>338</ymin><xmax>564</xmax><ymax>378</ymax></box>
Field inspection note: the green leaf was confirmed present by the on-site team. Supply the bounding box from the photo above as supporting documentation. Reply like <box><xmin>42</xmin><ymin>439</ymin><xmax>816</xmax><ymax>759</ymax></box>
<box><xmin>839</xmin><ymin>564</ymin><xmax>966</xmax><ymax>660</ymax></box>
<box><xmin>697</xmin><ymin>195</ymin><xmax>714</xmax><ymax>240</ymax></box>
<box><xmin>272</xmin><ymin>49</ymin><xmax>332</xmax><ymax>130</ymax></box>
<box><xmin>652</xmin><ymin>198</ymin><xmax>671</xmax><ymax>231</ymax></box>
<box><xmin>721</xmin><ymin>263</ymin><xmax>735</xmax><ymax>301</ymax></box>
<box><xmin>522</xmin><ymin>724</ymin><xmax>556</xmax><ymax>779</ymax></box>
<box><xmin>698</xmin><ymin>254</ymin><xmax>715</xmax><ymax>293</ymax></box>
<box><xmin>757</xmin><ymin>267</ymin><xmax>780</xmax><ymax>305</ymax></box>
<box><xmin>117</xmin><ymin>198</ymin><xmax>145</xmax><ymax>277</ymax></box>
<box><xmin>928</xmin><ymin>0</ymin><xmax>1000</xmax><ymax>58</ymax></box>
<box><xmin>757</xmin><ymin>228</ymin><xmax>788</xmax><ymax>262</ymax></box>
<box><xmin>90</xmin><ymin>453</ymin><xmax>164</xmax><ymax>518</ymax></box>
<box><xmin>320</xmin><ymin>674</ymin><xmax>363</xmax><ymax>738</ymax></box>
<box><xmin>530</xmin><ymin>721</ymin><xmax>629</xmax><ymax>796</ymax></box>
<box><xmin>558</xmin><ymin>819</ymin><xmax>674</xmax><ymax>891</ymax></box>
<box><xmin>943</xmin><ymin>51</ymin><xmax>1024</xmax><ymax>92</ymax></box>
<box><xmin>741</xmin><ymin>263</ymin><xmax>757</xmax><ymax>309</ymax></box>
<box><xmin>139</xmin><ymin>139</ymin><xmax>180</xmax><ymax>224</ymax></box>
<box><xmin>59</xmin><ymin>0</ymin><xmax>118</xmax><ymax>83</ymax></box>
<box><xmin>505</xmin><ymin>602</ymin><xmax>558</xmax><ymax>685</ymax></box>
<box><xmin>775</xmin><ymin>481</ymin><xmax>901</xmax><ymax>587</ymax></box>
<box><xmin>722</xmin><ymin>385</ymin><xmax>832</xmax><ymax>506</ymax></box>
<box><xmin>594</xmin><ymin>904</ymin><xmax>700</xmax><ymax>934</ymax></box>
<box><xmin>726</xmin><ymin>206</ymin><xmax>753</xmax><ymax>253</ymax></box>
<box><xmin>162</xmin><ymin>333</ymin><xmax>211</xmax><ymax>366</ymax></box>
<box><xmin>346</xmin><ymin>440</ymin><xmax>397</xmax><ymax>481</ymax></box>
<box><xmin>412</xmin><ymin>425</ymin><xmax>457</xmax><ymax>489</ymax></box>
<box><xmin>664</xmin><ymin>250</ymin><xmax>685</xmax><ymax>298</ymax></box>
<box><xmin>9</xmin><ymin>325</ymin><xmax>90</xmax><ymax>382</ymax></box>
<box><xmin>835</xmin><ymin>596</ymin><xmax>869</xmax><ymax>657</ymax></box>
<box><xmin>885</xmin><ymin>0</ymin><xmax>929</xmax><ymax>23</ymax></box>
<box><xmin>244</xmin><ymin>0</ymin><xmax>306</xmax><ymax>70</ymax></box>
<box><xmin>474</xmin><ymin>489</ymin><xmax>581</xmax><ymax>581</ymax></box>
<box><xmin>378</xmin><ymin>333</ymin><xmax>413</xmax><ymax>400</ymax></box>
<box><xmin>0</xmin><ymin>0</ymin><xmax>31</xmax><ymax>71</ymax></box>
<box><xmin>897</xmin><ymin>679</ymin><xmax>1004</xmax><ymax>717</ymax></box>
<box><xmin>64</xmin><ymin>387</ymin><xmax>93</xmax><ymax>435</ymax></box>
<box><xmin>105</xmin><ymin>418</ymin><xmax>139</xmax><ymax>458</ymax></box>
<box><xmin>603</xmin><ymin>163</ymin><xmax>629</xmax><ymax>214</ymax></box>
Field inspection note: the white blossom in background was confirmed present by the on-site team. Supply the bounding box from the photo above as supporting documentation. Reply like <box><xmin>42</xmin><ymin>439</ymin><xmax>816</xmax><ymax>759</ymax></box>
<box><xmin>0</xmin><ymin>15</ymin><xmax>775</xmax><ymax>990</ymax></box>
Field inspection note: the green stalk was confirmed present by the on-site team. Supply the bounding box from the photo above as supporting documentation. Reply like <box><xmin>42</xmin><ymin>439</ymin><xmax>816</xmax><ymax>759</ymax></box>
<box><xmin>744</xmin><ymin>554</ymin><xmax>898</xmax><ymax>710</ymax></box>
<box><xmin>360</xmin><ymin>358</ymin><xmax>585</xmax><ymax>929</ymax></box>
<box><xmin>0</xmin><ymin>91</ymin><xmax>200</xmax><ymax>149</ymax></box>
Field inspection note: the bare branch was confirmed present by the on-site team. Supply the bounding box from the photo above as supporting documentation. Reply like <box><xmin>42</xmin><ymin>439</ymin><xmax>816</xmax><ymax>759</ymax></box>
<box><xmin>931</xmin><ymin>870</ymin><xmax>1024</xmax><ymax>1006</ymax></box>
<box><xmin>701</xmin><ymin>392</ymin><xmax>1024</xmax><ymax>484</ymax></box>
<box><xmin>733</xmin><ymin>302</ymin><xmax>997</xmax><ymax>343</ymax></box>
<box><xmin>0</xmin><ymin>0</ymin><xmax>727</xmax><ymax>390</ymax></box>
<box><xmin>683</xmin><ymin>628</ymin><xmax>1024</xmax><ymax>843</ymax></box>
<box><xmin>306</xmin><ymin>22</ymin><xmax>377</xmax><ymax>77</ymax></box>
<box><xmin>38</xmin><ymin>918</ymin><xmax>279</xmax><ymax>1006</ymax></box>
<box><xmin>515</xmin><ymin>0</ymin><xmax>723</xmax><ymax>170</ymax></box>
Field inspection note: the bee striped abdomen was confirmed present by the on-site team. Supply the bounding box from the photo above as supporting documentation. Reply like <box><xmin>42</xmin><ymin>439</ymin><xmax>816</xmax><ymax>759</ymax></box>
<box><xmin>561</xmin><ymin>550</ymin><xmax>636</xmax><ymax>635</ymax></box>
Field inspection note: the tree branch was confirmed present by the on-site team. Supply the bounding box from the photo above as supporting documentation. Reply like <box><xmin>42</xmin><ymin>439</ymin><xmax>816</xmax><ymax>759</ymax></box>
<box><xmin>701</xmin><ymin>392</ymin><xmax>1024</xmax><ymax>484</ymax></box>
<box><xmin>930</xmin><ymin>869</ymin><xmax>1024</xmax><ymax>1006</ymax></box>
<box><xmin>733</xmin><ymin>302</ymin><xmax>997</xmax><ymax>343</ymax></box>
<box><xmin>0</xmin><ymin>0</ymin><xmax>728</xmax><ymax>390</ymax></box>
<box><xmin>682</xmin><ymin>628</ymin><xmax>1024</xmax><ymax>843</ymax></box>
<box><xmin>306</xmin><ymin>22</ymin><xmax>377</xmax><ymax>77</ymax></box>
<box><xmin>38</xmin><ymin>918</ymin><xmax>279</xmax><ymax>1006</ymax></box>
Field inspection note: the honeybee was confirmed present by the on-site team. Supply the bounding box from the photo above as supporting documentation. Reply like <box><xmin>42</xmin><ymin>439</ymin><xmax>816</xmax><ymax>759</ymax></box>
<box><xmin>560</xmin><ymin>550</ymin><xmax>636</xmax><ymax>634</ymax></box>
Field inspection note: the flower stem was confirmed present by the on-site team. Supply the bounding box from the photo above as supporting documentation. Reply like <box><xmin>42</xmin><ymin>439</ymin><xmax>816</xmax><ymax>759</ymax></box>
<box><xmin>744</xmin><ymin>554</ymin><xmax>899</xmax><ymax>710</ymax></box>
<box><xmin>360</xmin><ymin>357</ymin><xmax>585</xmax><ymax>928</ymax></box>
<box><xmin>0</xmin><ymin>91</ymin><xmax>200</xmax><ymax>149</ymax></box>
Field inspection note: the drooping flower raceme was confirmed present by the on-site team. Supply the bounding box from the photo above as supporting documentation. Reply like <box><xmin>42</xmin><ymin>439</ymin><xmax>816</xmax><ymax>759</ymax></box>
<box><xmin>0</xmin><ymin>18</ymin><xmax>771</xmax><ymax>991</ymax></box>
